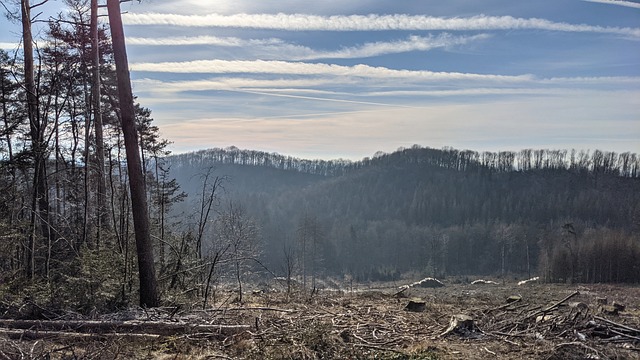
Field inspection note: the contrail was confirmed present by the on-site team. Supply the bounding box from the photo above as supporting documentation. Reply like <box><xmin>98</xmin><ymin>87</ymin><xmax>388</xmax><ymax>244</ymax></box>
<box><xmin>232</xmin><ymin>89</ymin><xmax>418</xmax><ymax>108</ymax></box>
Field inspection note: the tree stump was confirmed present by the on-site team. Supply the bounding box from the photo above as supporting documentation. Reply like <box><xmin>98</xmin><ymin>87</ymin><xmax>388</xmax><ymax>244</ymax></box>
<box><xmin>601</xmin><ymin>305</ymin><xmax>619</xmax><ymax>315</ymax></box>
<box><xmin>596</xmin><ymin>297</ymin><xmax>608</xmax><ymax>305</ymax></box>
<box><xmin>404</xmin><ymin>299</ymin><xmax>426</xmax><ymax>312</ymax></box>
<box><xmin>612</xmin><ymin>302</ymin><xmax>625</xmax><ymax>312</ymax></box>
<box><xmin>506</xmin><ymin>295</ymin><xmax>522</xmax><ymax>303</ymax></box>
<box><xmin>440</xmin><ymin>314</ymin><xmax>475</xmax><ymax>337</ymax></box>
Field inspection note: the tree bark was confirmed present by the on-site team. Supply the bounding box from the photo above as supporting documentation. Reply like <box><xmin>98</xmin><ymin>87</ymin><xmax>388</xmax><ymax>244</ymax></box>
<box><xmin>22</xmin><ymin>0</ymin><xmax>51</xmax><ymax>278</ymax></box>
<box><xmin>91</xmin><ymin>0</ymin><xmax>107</xmax><ymax>249</ymax></box>
<box><xmin>107</xmin><ymin>0</ymin><xmax>159</xmax><ymax>308</ymax></box>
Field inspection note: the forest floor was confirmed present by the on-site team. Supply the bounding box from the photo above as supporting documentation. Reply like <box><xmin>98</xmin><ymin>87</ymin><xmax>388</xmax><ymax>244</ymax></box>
<box><xmin>1</xmin><ymin>280</ymin><xmax>639</xmax><ymax>359</ymax></box>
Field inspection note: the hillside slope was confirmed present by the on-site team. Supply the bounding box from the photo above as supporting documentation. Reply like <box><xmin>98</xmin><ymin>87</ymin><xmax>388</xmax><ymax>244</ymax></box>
<box><xmin>164</xmin><ymin>146</ymin><xmax>640</xmax><ymax>282</ymax></box>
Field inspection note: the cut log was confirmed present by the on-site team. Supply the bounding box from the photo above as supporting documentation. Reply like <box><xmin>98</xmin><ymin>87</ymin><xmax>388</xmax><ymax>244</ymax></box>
<box><xmin>569</xmin><ymin>302</ymin><xmax>588</xmax><ymax>310</ymax></box>
<box><xmin>517</xmin><ymin>277</ymin><xmax>539</xmax><ymax>286</ymax></box>
<box><xmin>594</xmin><ymin>316</ymin><xmax>640</xmax><ymax>335</ymax></box>
<box><xmin>471</xmin><ymin>280</ymin><xmax>499</xmax><ymax>285</ymax></box>
<box><xmin>393</xmin><ymin>285</ymin><xmax>410</xmax><ymax>298</ymax></box>
<box><xmin>506</xmin><ymin>295</ymin><xmax>522</xmax><ymax>303</ymax></box>
<box><xmin>0</xmin><ymin>328</ymin><xmax>161</xmax><ymax>341</ymax></box>
<box><xmin>536</xmin><ymin>314</ymin><xmax>558</xmax><ymax>323</ymax></box>
<box><xmin>0</xmin><ymin>319</ymin><xmax>250</xmax><ymax>336</ymax></box>
<box><xmin>440</xmin><ymin>314</ymin><xmax>475</xmax><ymax>337</ymax></box>
<box><xmin>410</xmin><ymin>278</ymin><xmax>445</xmax><ymax>288</ymax></box>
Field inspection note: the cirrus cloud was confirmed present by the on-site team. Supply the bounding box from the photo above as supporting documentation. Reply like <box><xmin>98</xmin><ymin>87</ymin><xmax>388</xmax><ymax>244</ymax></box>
<box><xmin>126</xmin><ymin>33</ymin><xmax>491</xmax><ymax>60</ymax></box>
<box><xmin>126</xmin><ymin>35</ymin><xmax>286</xmax><ymax>47</ymax></box>
<box><xmin>130</xmin><ymin>59</ymin><xmax>534</xmax><ymax>82</ymax></box>
<box><xmin>121</xmin><ymin>13</ymin><xmax>640</xmax><ymax>38</ymax></box>
<box><xmin>582</xmin><ymin>0</ymin><xmax>640</xmax><ymax>9</ymax></box>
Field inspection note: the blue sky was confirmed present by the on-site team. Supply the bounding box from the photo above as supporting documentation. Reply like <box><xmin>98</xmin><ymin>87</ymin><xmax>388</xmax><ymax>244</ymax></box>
<box><xmin>1</xmin><ymin>0</ymin><xmax>639</xmax><ymax>159</ymax></box>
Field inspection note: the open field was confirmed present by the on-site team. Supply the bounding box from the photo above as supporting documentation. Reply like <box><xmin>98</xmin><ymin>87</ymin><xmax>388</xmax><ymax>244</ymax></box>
<box><xmin>1</xmin><ymin>281</ymin><xmax>639</xmax><ymax>359</ymax></box>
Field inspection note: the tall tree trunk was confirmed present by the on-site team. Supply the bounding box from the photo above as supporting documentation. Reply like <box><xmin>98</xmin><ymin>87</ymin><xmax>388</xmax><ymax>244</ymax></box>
<box><xmin>22</xmin><ymin>0</ymin><xmax>51</xmax><ymax>278</ymax></box>
<box><xmin>107</xmin><ymin>0</ymin><xmax>159</xmax><ymax>308</ymax></box>
<box><xmin>91</xmin><ymin>0</ymin><xmax>107</xmax><ymax>249</ymax></box>
<box><xmin>82</xmin><ymin>63</ymin><xmax>91</xmax><ymax>249</ymax></box>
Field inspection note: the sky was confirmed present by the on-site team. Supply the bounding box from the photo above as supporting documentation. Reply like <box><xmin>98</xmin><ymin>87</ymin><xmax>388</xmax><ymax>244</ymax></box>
<box><xmin>1</xmin><ymin>0</ymin><xmax>639</xmax><ymax>160</ymax></box>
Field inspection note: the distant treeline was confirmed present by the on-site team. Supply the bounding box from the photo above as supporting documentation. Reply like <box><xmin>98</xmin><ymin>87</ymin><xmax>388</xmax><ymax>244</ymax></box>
<box><xmin>168</xmin><ymin>145</ymin><xmax>640</xmax><ymax>178</ymax></box>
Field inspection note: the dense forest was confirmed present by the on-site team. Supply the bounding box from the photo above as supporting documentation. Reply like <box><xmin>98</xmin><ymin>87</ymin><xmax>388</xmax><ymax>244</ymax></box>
<box><xmin>1</xmin><ymin>0</ymin><xmax>639</xmax><ymax>314</ymax></box>
<box><xmin>165</xmin><ymin>146</ymin><xmax>640</xmax><ymax>286</ymax></box>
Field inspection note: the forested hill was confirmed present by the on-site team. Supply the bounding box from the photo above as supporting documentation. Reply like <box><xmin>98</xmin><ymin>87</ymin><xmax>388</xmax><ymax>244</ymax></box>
<box><xmin>164</xmin><ymin>145</ymin><xmax>640</xmax><ymax>282</ymax></box>
<box><xmin>166</xmin><ymin>146</ymin><xmax>640</xmax><ymax>228</ymax></box>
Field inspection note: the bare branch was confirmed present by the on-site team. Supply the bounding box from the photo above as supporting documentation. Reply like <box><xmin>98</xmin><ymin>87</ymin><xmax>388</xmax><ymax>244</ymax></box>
<box><xmin>30</xmin><ymin>10</ymin><xmax>42</xmax><ymax>22</ymax></box>
<box><xmin>48</xmin><ymin>17</ymin><xmax>91</xmax><ymax>27</ymax></box>
<box><xmin>30</xmin><ymin>0</ymin><xmax>48</xmax><ymax>9</ymax></box>
<box><xmin>0</xmin><ymin>0</ymin><xmax>19</xmax><ymax>20</ymax></box>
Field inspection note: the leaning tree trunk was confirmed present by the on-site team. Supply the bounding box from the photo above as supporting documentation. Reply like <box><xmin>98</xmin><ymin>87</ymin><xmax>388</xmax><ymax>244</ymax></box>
<box><xmin>107</xmin><ymin>0</ymin><xmax>159</xmax><ymax>308</ymax></box>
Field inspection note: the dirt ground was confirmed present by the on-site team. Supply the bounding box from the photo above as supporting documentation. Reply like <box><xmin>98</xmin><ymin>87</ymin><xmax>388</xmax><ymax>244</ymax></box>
<box><xmin>1</xmin><ymin>280</ymin><xmax>639</xmax><ymax>359</ymax></box>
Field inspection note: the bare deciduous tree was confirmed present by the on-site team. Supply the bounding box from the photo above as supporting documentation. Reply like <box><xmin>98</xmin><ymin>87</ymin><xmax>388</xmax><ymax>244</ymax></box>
<box><xmin>215</xmin><ymin>202</ymin><xmax>260</xmax><ymax>304</ymax></box>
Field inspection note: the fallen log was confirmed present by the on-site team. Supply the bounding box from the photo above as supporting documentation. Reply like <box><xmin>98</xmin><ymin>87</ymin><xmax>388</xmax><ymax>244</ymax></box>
<box><xmin>593</xmin><ymin>316</ymin><xmax>640</xmax><ymax>335</ymax></box>
<box><xmin>411</xmin><ymin>278</ymin><xmax>445</xmax><ymax>288</ymax></box>
<box><xmin>517</xmin><ymin>277</ymin><xmax>539</xmax><ymax>286</ymax></box>
<box><xmin>471</xmin><ymin>280</ymin><xmax>498</xmax><ymax>285</ymax></box>
<box><xmin>525</xmin><ymin>291</ymin><xmax>580</xmax><ymax>320</ymax></box>
<box><xmin>0</xmin><ymin>328</ymin><xmax>161</xmax><ymax>341</ymax></box>
<box><xmin>0</xmin><ymin>319</ymin><xmax>250</xmax><ymax>336</ymax></box>
<box><xmin>201</xmin><ymin>306</ymin><xmax>297</xmax><ymax>313</ymax></box>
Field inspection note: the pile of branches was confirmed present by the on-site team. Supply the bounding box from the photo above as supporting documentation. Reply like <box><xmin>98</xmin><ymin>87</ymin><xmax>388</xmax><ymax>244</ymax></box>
<box><xmin>480</xmin><ymin>291</ymin><xmax>640</xmax><ymax>359</ymax></box>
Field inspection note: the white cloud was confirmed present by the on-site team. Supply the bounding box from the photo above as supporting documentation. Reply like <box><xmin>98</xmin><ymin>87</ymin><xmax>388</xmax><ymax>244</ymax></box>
<box><xmin>582</xmin><ymin>0</ymin><xmax>640</xmax><ymax>9</ymax></box>
<box><xmin>130</xmin><ymin>59</ymin><xmax>534</xmax><ymax>82</ymax></box>
<box><xmin>126</xmin><ymin>35</ymin><xmax>285</xmax><ymax>47</ymax></box>
<box><xmin>0</xmin><ymin>43</ymin><xmax>17</xmax><ymax>50</ymax></box>
<box><xmin>293</xmin><ymin>34</ymin><xmax>491</xmax><ymax>60</ymax></box>
<box><xmin>123</xmin><ymin>0</ymin><xmax>372</xmax><ymax>17</ymax></box>
<box><xmin>121</xmin><ymin>13</ymin><xmax>640</xmax><ymax>38</ymax></box>
<box><xmin>361</xmin><ymin>88</ymin><xmax>591</xmax><ymax>97</ymax></box>
<box><xmin>124</xmin><ymin>0</ymin><xmax>238</xmax><ymax>15</ymax></box>
<box><xmin>157</xmin><ymin>92</ymin><xmax>640</xmax><ymax>159</ymax></box>
<box><xmin>133</xmin><ymin>76</ymin><xmax>640</xmax><ymax>101</ymax></box>
<box><xmin>126</xmin><ymin>33</ymin><xmax>490</xmax><ymax>60</ymax></box>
